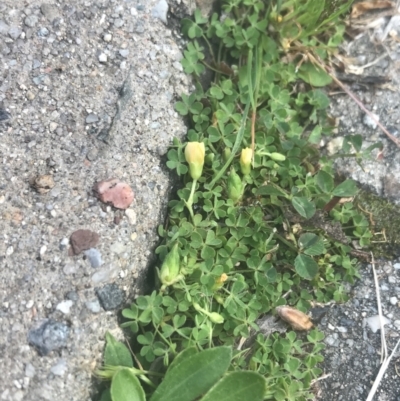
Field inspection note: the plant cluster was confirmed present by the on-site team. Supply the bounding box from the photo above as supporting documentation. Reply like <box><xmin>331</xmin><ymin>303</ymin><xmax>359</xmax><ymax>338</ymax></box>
<box><xmin>96</xmin><ymin>1</ymin><xmax>374</xmax><ymax>400</ymax></box>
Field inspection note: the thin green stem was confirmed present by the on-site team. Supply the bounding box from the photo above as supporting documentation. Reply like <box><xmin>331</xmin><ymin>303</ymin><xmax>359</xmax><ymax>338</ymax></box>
<box><xmin>185</xmin><ymin>179</ymin><xmax>197</xmax><ymax>223</ymax></box>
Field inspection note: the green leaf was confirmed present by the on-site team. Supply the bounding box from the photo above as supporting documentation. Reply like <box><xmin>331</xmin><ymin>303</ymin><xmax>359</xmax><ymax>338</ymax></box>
<box><xmin>298</xmin><ymin>233</ymin><xmax>325</xmax><ymax>256</ymax></box>
<box><xmin>295</xmin><ymin>254</ymin><xmax>319</xmax><ymax>279</ymax></box>
<box><xmin>292</xmin><ymin>197</ymin><xmax>316</xmax><ymax>219</ymax></box>
<box><xmin>110</xmin><ymin>368</ymin><xmax>145</xmax><ymax>401</ymax></box>
<box><xmin>169</xmin><ymin>347</ymin><xmax>198</xmax><ymax>372</ymax></box>
<box><xmin>332</xmin><ymin>180</ymin><xmax>358</xmax><ymax>197</ymax></box>
<box><xmin>256</xmin><ymin>185</ymin><xmax>287</xmax><ymax>197</ymax></box>
<box><xmin>201</xmin><ymin>371</ymin><xmax>265</xmax><ymax>401</ymax></box>
<box><xmin>298</xmin><ymin>62</ymin><xmax>332</xmax><ymax>87</ymax></box>
<box><xmin>316</xmin><ymin>170</ymin><xmax>334</xmax><ymax>193</ymax></box>
<box><xmin>150</xmin><ymin>347</ymin><xmax>232</xmax><ymax>401</ymax></box>
<box><xmin>104</xmin><ymin>332</ymin><xmax>133</xmax><ymax>368</ymax></box>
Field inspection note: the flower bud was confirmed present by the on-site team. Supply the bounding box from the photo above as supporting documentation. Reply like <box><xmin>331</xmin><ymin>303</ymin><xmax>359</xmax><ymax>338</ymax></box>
<box><xmin>240</xmin><ymin>148</ymin><xmax>252</xmax><ymax>175</ymax></box>
<box><xmin>212</xmin><ymin>273</ymin><xmax>228</xmax><ymax>290</ymax></box>
<box><xmin>208</xmin><ymin>312</ymin><xmax>224</xmax><ymax>324</ymax></box>
<box><xmin>227</xmin><ymin>169</ymin><xmax>243</xmax><ymax>203</ymax></box>
<box><xmin>185</xmin><ymin>142</ymin><xmax>205</xmax><ymax>180</ymax></box>
<box><xmin>160</xmin><ymin>244</ymin><xmax>180</xmax><ymax>286</ymax></box>
<box><xmin>205</xmin><ymin>153</ymin><xmax>215</xmax><ymax>166</ymax></box>
<box><xmin>222</xmin><ymin>148</ymin><xmax>231</xmax><ymax>163</ymax></box>
<box><xmin>269</xmin><ymin>152</ymin><xmax>286</xmax><ymax>162</ymax></box>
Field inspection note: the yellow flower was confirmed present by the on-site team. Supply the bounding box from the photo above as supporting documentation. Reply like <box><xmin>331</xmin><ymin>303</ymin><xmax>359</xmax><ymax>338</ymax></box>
<box><xmin>240</xmin><ymin>147</ymin><xmax>252</xmax><ymax>175</ymax></box>
<box><xmin>185</xmin><ymin>142</ymin><xmax>205</xmax><ymax>180</ymax></box>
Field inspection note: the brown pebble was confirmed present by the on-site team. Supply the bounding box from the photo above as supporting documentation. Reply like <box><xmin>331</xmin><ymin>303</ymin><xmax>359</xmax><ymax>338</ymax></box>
<box><xmin>31</xmin><ymin>174</ymin><xmax>55</xmax><ymax>194</ymax></box>
<box><xmin>276</xmin><ymin>306</ymin><xmax>313</xmax><ymax>331</ymax></box>
<box><xmin>69</xmin><ymin>229</ymin><xmax>99</xmax><ymax>256</ymax></box>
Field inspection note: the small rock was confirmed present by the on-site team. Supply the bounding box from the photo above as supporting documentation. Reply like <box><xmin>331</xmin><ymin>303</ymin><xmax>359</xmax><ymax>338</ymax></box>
<box><xmin>31</xmin><ymin>174</ymin><xmax>55</xmax><ymax>194</ymax></box>
<box><xmin>41</xmin><ymin>4</ymin><xmax>60</xmax><ymax>21</ymax></box>
<box><xmin>390</xmin><ymin>296</ymin><xmax>398</xmax><ymax>305</ymax></box>
<box><xmin>85</xmin><ymin>300</ymin><xmax>101</xmax><ymax>314</ymax></box>
<box><xmin>24</xmin><ymin>363</ymin><xmax>35</xmax><ymax>378</ymax></box>
<box><xmin>63</xmin><ymin>262</ymin><xmax>78</xmax><ymax>275</ymax></box>
<box><xmin>381</xmin><ymin>284</ymin><xmax>389</xmax><ymax>291</ymax></box>
<box><xmin>28</xmin><ymin>319</ymin><xmax>70</xmax><ymax>356</ymax></box>
<box><xmin>98</xmin><ymin>53</ymin><xmax>107</xmax><ymax>63</ymax></box>
<box><xmin>26</xmin><ymin>300</ymin><xmax>34</xmax><ymax>309</ymax></box>
<box><xmin>26</xmin><ymin>91</ymin><xmax>35</xmax><ymax>100</ymax></box>
<box><xmin>0</xmin><ymin>108</ymin><xmax>10</xmax><ymax>121</ymax></box>
<box><xmin>152</xmin><ymin>0</ymin><xmax>169</xmax><ymax>24</ymax></box>
<box><xmin>327</xmin><ymin>137</ymin><xmax>344</xmax><ymax>155</ymax></box>
<box><xmin>394</xmin><ymin>320</ymin><xmax>400</xmax><ymax>328</ymax></box>
<box><xmin>86</xmin><ymin>113</ymin><xmax>99</xmax><ymax>124</ymax></box>
<box><xmin>56</xmin><ymin>300</ymin><xmax>73</xmax><ymax>315</ymax></box>
<box><xmin>110</xmin><ymin>242</ymin><xmax>126</xmax><ymax>255</ymax></box>
<box><xmin>394</xmin><ymin>263</ymin><xmax>400</xmax><ymax>269</ymax></box>
<box><xmin>50</xmin><ymin>359</ymin><xmax>67</xmax><ymax>376</ymax></box>
<box><xmin>388</xmin><ymin>276</ymin><xmax>396</xmax><ymax>284</ymax></box>
<box><xmin>0</xmin><ymin>20</ymin><xmax>10</xmax><ymax>35</ymax></box>
<box><xmin>84</xmin><ymin>248</ymin><xmax>103</xmax><ymax>268</ymax></box>
<box><xmin>119</xmin><ymin>49</ymin><xmax>129</xmax><ymax>58</ymax></box>
<box><xmin>37</xmin><ymin>27</ymin><xmax>49</xmax><ymax>37</ymax></box>
<box><xmin>24</xmin><ymin>15</ymin><xmax>39</xmax><ymax>28</ymax></box>
<box><xmin>365</xmin><ymin>315</ymin><xmax>390</xmax><ymax>333</ymax></box>
<box><xmin>93</xmin><ymin>178</ymin><xmax>134</xmax><ymax>209</ymax></box>
<box><xmin>69</xmin><ymin>229</ymin><xmax>100</xmax><ymax>256</ymax></box>
<box><xmin>103</xmin><ymin>33</ymin><xmax>112</xmax><ymax>42</ymax></box>
<box><xmin>8</xmin><ymin>26</ymin><xmax>22</xmax><ymax>39</ymax></box>
<box><xmin>125</xmin><ymin>209</ymin><xmax>137</xmax><ymax>225</ymax></box>
<box><xmin>6</xmin><ymin>246</ymin><xmax>14</xmax><ymax>256</ymax></box>
<box><xmin>91</xmin><ymin>269</ymin><xmax>112</xmax><ymax>284</ymax></box>
<box><xmin>95</xmin><ymin>283</ymin><xmax>126</xmax><ymax>311</ymax></box>
<box><xmin>363</xmin><ymin>112</ymin><xmax>380</xmax><ymax>129</ymax></box>
<box><xmin>65</xmin><ymin>291</ymin><xmax>79</xmax><ymax>301</ymax></box>
<box><xmin>86</xmin><ymin>148</ymin><xmax>99</xmax><ymax>161</ymax></box>
<box><xmin>114</xmin><ymin>18</ymin><xmax>124</xmax><ymax>28</ymax></box>
<box><xmin>59</xmin><ymin>237</ymin><xmax>69</xmax><ymax>250</ymax></box>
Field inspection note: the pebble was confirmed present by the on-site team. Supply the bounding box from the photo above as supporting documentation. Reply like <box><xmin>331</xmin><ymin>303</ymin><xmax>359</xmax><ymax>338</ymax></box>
<box><xmin>56</xmin><ymin>300</ymin><xmax>73</xmax><ymax>315</ymax></box>
<box><xmin>325</xmin><ymin>334</ymin><xmax>339</xmax><ymax>347</ymax></box>
<box><xmin>86</xmin><ymin>148</ymin><xmax>99</xmax><ymax>161</ymax></box>
<box><xmin>114</xmin><ymin>18</ymin><xmax>124</xmax><ymax>28</ymax></box>
<box><xmin>26</xmin><ymin>300</ymin><xmax>34</xmax><ymax>309</ymax></box>
<box><xmin>84</xmin><ymin>248</ymin><xmax>103</xmax><ymax>268</ymax></box>
<box><xmin>394</xmin><ymin>320</ymin><xmax>400</xmax><ymax>328</ymax></box>
<box><xmin>24</xmin><ymin>363</ymin><xmax>35</xmax><ymax>378</ymax></box>
<box><xmin>103</xmin><ymin>33</ymin><xmax>112</xmax><ymax>42</ymax></box>
<box><xmin>28</xmin><ymin>319</ymin><xmax>70</xmax><ymax>356</ymax></box>
<box><xmin>337</xmin><ymin>326</ymin><xmax>347</xmax><ymax>333</ymax></box>
<box><xmin>388</xmin><ymin>276</ymin><xmax>396</xmax><ymax>284</ymax></box>
<box><xmin>110</xmin><ymin>242</ymin><xmax>126</xmax><ymax>254</ymax></box>
<box><xmin>24</xmin><ymin>15</ymin><xmax>39</xmax><ymax>28</ymax></box>
<box><xmin>69</xmin><ymin>229</ymin><xmax>100</xmax><ymax>255</ymax></box>
<box><xmin>91</xmin><ymin>268</ymin><xmax>112</xmax><ymax>284</ymax></box>
<box><xmin>95</xmin><ymin>283</ymin><xmax>126</xmax><ymax>311</ymax></box>
<box><xmin>85</xmin><ymin>300</ymin><xmax>101</xmax><ymax>314</ymax></box>
<box><xmin>26</xmin><ymin>91</ymin><xmax>35</xmax><ymax>100</ymax></box>
<box><xmin>390</xmin><ymin>296</ymin><xmax>398</xmax><ymax>305</ymax></box>
<box><xmin>119</xmin><ymin>49</ymin><xmax>129</xmax><ymax>58</ymax></box>
<box><xmin>381</xmin><ymin>284</ymin><xmax>389</xmax><ymax>291</ymax></box>
<box><xmin>6</xmin><ymin>246</ymin><xmax>14</xmax><ymax>256</ymax></box>
<box><xmin>393</xmin><ymin>263</ymin><xmax>400</xmax><ymax>270</ymax></box>
<box><xmin>152</xmin><ymin>0</ymin><xmax>169</xmax><ymax>24</ymax></box>
<box><xmin>8</xmin><ymin>26</ymin><xmax>22</xmax><ymax>39</ymax></box>
<box><xmin>363</xmin><ymin>112</ymin><xmax>380</xmax><ymax>129</ymax></box>
<box><xmin>98</xmin><ymin>53</ymin><xmax>107</xmax><ymax>63</ymax></box>
<box><xmin>65</xmin><ymin>291</ymin><xmax>79</xmax><ymax>301</ymax></box>
<box><xmin>86</xmin><ymin>113</ymin><xmax>99</xmax><ymax>124</ymax></box>
<box><xmin>125</xmin><ymin>209</ymin><xmax>137</xmax><ymax>225</ymax></box>
<box><xmin>50</xmin><ymin>359</ymin><xmax>67</xmax><ymax>376</ymax></box>
<box><xmin>93</xmin><ymin>178</ymin><xmax>134</xmax><ymax>209</ymax></box>
<box><xmin>59</xmin><ymin>238</ymin><xmax>69</xmax><ymax>250</ymax></box>
<box><xmin>63</xmin><ymin>263</ymin><xmax>79</xmax><ymax>275</ymax></box>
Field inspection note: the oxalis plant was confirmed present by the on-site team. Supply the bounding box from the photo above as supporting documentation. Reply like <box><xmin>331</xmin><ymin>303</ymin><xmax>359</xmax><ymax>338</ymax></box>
<box><xmin>96</xmin><ymin>1</ymin><xmax>376</xmax><ymax>400</ymax></box>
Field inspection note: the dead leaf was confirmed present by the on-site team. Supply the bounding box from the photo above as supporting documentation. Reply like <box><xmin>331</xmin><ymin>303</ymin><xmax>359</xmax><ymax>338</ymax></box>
<box><xmin>276</xmin><ymin>306</ymin><xmax>313</xmax><ymax>331</ymax></box>
<box><xmin>351</xmin><ymin>1</ymin><xmax>394</xmax><ymax>19</ymax></box>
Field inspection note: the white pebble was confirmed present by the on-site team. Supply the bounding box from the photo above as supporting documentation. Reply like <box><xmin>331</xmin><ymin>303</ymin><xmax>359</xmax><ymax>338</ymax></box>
<box><xmin>363</xmin><ymin>112</ymin><xmax>380</xmax><ymax>129</ymax></box>
<box><xmin>39</xmin><ymin>245</ymin><xmax>47</xmax><ymax>257</ymax></box>
<box><xmin>26</xmin><ymin>300</ymin><xmax>34</xmax><ymax>309</ymax></box>
<box><xmin>98</xmin><ymin>53</ymin><xmax>107</xmax><ymax>63</ymax></box>
<box><xmin>390</xmin><ymin>297</ymin><xmax>398</xmax><ymax>305</ymax></box>
<box><xmin>103</xmin><ymin>33</ymin><xmax>112</xmax><ymax>42</ymax></box>
<box><xmin>393</xmin><ymin>263</ymin><xmax>400</xmax><ymax>270</ymax></box>
<box><xmin>6</xmin><ymin>246</ymin><xmax>14</xmax><ymax>256</ymax></box>
<box><xmin>125</xmin><ymin>209</ymin><xmax>137</xmax><ymax>225</ymax></box>
<box><xmin>152</xmin><ymin>0</ymin><xmax>169</xmax><ymax>24</ymax></box>
<box><xmin>56</xmin><ymin>300</ymin><xmax>73</xmax><ymax>314</ymax></box>
<box><xmin>366</xmin><ymin>315</ymin><xmax>390</xmax><ymax>333</ymax></box>
<box><xmin>50</xmin><ymin>359</ymin><xmax>67</xmax><ymax>376</ymax></box>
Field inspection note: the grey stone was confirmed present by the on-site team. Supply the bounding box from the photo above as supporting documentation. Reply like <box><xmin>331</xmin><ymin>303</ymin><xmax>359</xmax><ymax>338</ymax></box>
<box><xmin>85</xmin><ymin>300</ymin><xmax>101</xmax><ymax>314</ymax></box>
<box><xmin>119</xmin><ymin>49</ymin><xmax>129</xmax><ymax>58</ymax></box>
<box><xmin>85</xmin><ymin>113</ymin><xmax>99</xmax><ymax>124</ymax></box>
<box><xmin>84</xmin><ymin>248</ymin><xmax>103</xmax><ymax>268</ymax></box>
<box><xmin>24</xmin><ymin>363</ymin><xmax>35</xmax><ymax>378</ymax></box>
<box><xmin>28</xmin><ymin>319</ymin><xmax>70</xmax><ymax>356</ymax></box>
<box><xmin>152</xmin><ymin>0</ymin><xmax>168</xmax><ymax>24</ymax></box>
<box><xmin>8</xmin><ymin>26</ymin><xmax>22</xmax><ymax>40</ymax></box>
<box><xmin>24</xmin><ymin>15</ymin><xmax>39</xmax><ymax>28</ymax></box>
<box><xmin>0</xmin><ymin>20</ymin><xmax>10</xmax><ymax>35</ymax></box>
<box><xmin>41</xmin><ymin>4</ymin><xmax>60</xmax><ymax>21</ymax></box>
<box><xmin>95</xmin><ymin>283</ymin><xmax>125</xmax><ymax>311</ymax></box>
<box><xmin>50</xmin><ymin>359</ymin><xmax>67</xmax><ymax>376</ymax></box>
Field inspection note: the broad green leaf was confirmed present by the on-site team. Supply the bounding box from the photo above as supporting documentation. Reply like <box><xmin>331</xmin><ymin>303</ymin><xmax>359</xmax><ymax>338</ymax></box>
<box><xmin>168</xmin><ymin>347</ymin><xmax>198</xmax><ymax>373</ymax></box>
<box><xmin>150</xmin><ymin>347</ymin><xmax>232</xmax><ymax>401</ymax></box>
<box><xmin>201</xmin><ymin>371</ymin><xmax>265</xmax><ymax>401</ymax></box>
<box><xmin>316</xmin><ymin>170</ymin><xmax>334</xmax><ymax>193</ymax></box>
<box><xmin>104</xmin><ymin>332</ymin><xmax>133</xmax><ymax>368</ymax></box>
<box><xmin>332</xmin><ymin>180</ymin><xmax>358</xmax><ymax>197</ymax></box>
<box><xmin>298</xmin><ymin>62</ymin><xmax>332</xmax><ymax>87</ymax></box>
<box><xmin>298</xmin><ymin>233</ymin><xmax>325</xmax><ymax>256</ymax></box>
<box><xmin>256</xmin><ymin>185</ymin><xmax>288</xmax><ymax>197</ymax></box>
<box><xmin>295</xmin><ymin>254</ymin><xmax>319</xmax><ymax>279</ymax></box>
<box><xmin>292</xmin><ymin>197</ymin><xmax>316</xmax><ymax>219</ymax></box>
<box><xmin>110</xmin><ymin>368</ymin><xmax>145</xmax><ymax>401</ymax></box>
